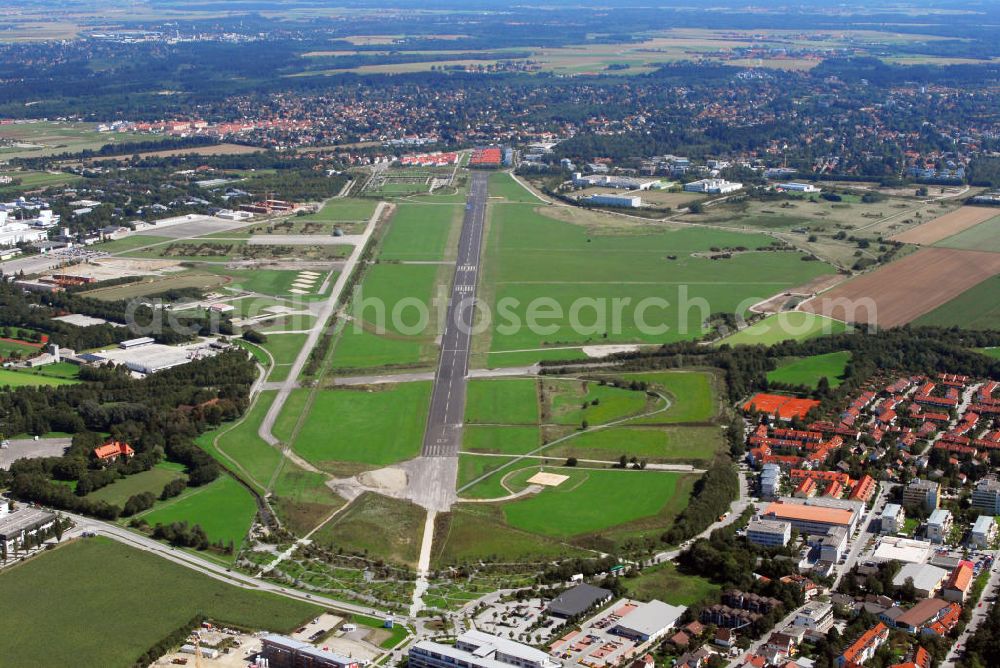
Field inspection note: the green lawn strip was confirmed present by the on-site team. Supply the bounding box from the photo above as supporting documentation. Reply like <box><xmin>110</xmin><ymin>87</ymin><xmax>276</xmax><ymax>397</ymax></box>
<box><xmin>545</xmin><ymin>426</ymin><xmax>724</xmax><ymax>464</ymax></box>
<box><xmin>0</xmin><ymin>537</ymin><xmax>319</xmax><ymax>668</ymax></box>
<box><xmin>0</xmin><ymin>367</ymin><xmax>78</xmax><ymax>387</ymax></box>
<box><xmin>86</xmin><ymin>463</ymin><xmax>186</xmax><ymax>506</ymax></box>
<box><xmin>462</xmin><ymin>425</ymin><xmax>541</xmax><ymax>455</ymax></box>
<box><xmin>623</xmin><ymin>561</ymin><xmax>720</xmax><ymax>607</ymax></box>
<box><xmin>979</xmin><ymin>347</ymin><xmax>1000</xmax><ymax>360</ymax></box>
<box><xmin>311</xmin><ymin>492</ymin><xmax>425</xmax><ymax>568</ymax></box>
<box><xmin>488</xmin><ymin>172</ymin><xmax>541</xmax><ymax>203</ymax></box>
<box><xmin>481</xmin><ymin>347</ymin><xmax>590</xmax><ymax>368</ymax></box>
<box><xmin>349</xmin><ymin>614</ymin><xmax>409</xmax><ymax>649</ymax></box>
<box><xmin>457</xmin><ymin>454</ymin><xmax>528</xmax><ymax>499</ymax></box>
<box><xmin>501</xmin><ymin>468</ymin><xmax>686</xmax><ymax>538</ymax></box>
<box><xmin>273</xmin><ymin>388</ymin><xmax>310</xmax><ymax>444</ymax></box>
<box><xmin>465</xmin><ymin>378</ymin><xmax>539</xmax><ymax>424</ymax></box>
<box><xmin>299</xmin><ymin>198</ymin><xmax>378</xmax><ymax>222</ymax></box>
<box><xmin>379</xmin><ymin>202</ymin><xmax>460</xmax><ymax>261</ymax></box>
<box><xmin>16</xmin><ymin>361</ymin><xmax>82</xmax><ymax>379</ymax></box>
<box><xmin>767</xmin><ymin>351</ymin><xmax>851</xmax><ymax>389</ymax></box>
<box><xmin>432</xmin><ymin>503</ymin><xmax>587</xmax><ymax>566</ymax></box>
<box><xmin>613</xmin><ymin>371</ymin><xmax>717</xmax><ymax>423</ymax></box>
<box><xmin>260</xmin><ymin>332</ymin><xmax>308</xmax><ymax>366</ymax></box>
<box><xmin>914</xmin><ymin>275</ymin><xmax>1000</xmax><ymax>330</ymax></box>
<box><xmin>329</xmin><ymin>327</ymin><xmax>428</xmax><ymax>369</ymax></box>
<box><xmin>141</xmin><ymin>475</ymin><xmax>257</xmax><ymax>555</ymax></box>
<box><xmin>715</xmin><ymin>312</ymin><xmax>848</xmax><ymax>346</ymax></box>
<box><xmin>292</xmin><ymin>383</ymin><xmax>430</xmax><ymax>471</ymax></box>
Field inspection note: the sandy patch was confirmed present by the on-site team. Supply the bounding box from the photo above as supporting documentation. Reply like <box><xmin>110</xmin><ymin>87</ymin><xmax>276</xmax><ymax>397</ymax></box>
<box><xmin>582</xmin><ymin>344</ymin><xmax>639</xmax><ymax>358</ymax></box>
<box><xmin>527</xmin><ymin>471</ymin><xmax>569</xmax><ymax>487</ymax></box>
<box><xmin>358</xmin><ymin>467</ymin><xmax>408</xmax><ymax>492</ymax></box>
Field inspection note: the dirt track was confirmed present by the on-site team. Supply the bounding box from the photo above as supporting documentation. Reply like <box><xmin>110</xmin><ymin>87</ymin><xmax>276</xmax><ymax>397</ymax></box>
<box><xmin>800</xmin><ymin>247</ymin><xmax>1000</xmax><ymax>328</ymax></box>
<box><xmin>891</xmin><ymin>206</ymin><xmax>997</xmax><ymax>245</ymax></box>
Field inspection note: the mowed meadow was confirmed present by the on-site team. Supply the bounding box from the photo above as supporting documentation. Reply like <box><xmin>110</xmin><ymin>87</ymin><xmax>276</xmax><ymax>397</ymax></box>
<box><xmin>478</xmin><ymin>198</ymin><xmax>836</xmax><ymax>356</ymax></box>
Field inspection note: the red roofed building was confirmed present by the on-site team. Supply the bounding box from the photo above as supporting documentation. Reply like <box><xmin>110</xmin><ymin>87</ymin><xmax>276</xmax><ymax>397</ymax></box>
<box><xmin>93</xmin><ymin>441</ymin><xmax>134</xmax><ymax>463</ymax></box>
<box><xmin>837</xmin><ymin>623</ymin><xmax>888</xmax><ymax>667</ymax></box>
<box><xmin>942</xmin><ymin>561</ymin><xmax>975</xmax><ymax>603</ymax></box>
<box><xmin>794</xmin><ymin>477</ymin><xmax>818</xmax><ymax>498</ymax></box>
<box><xmin>849</xmin><ymin>475</ymin><xmax>877</xmax><ymax>503</ymax></box>
<box><xmin>923</xmin><ymin>602</ymin><xmax>962</xmax><ymax>637</ymax></box>
<box><xmin>890</xmin><ymin>646</ymin><xmax>931</xmax><ymax>668</ymax></box>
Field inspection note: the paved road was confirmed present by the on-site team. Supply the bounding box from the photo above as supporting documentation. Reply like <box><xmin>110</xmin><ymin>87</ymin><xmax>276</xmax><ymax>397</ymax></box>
<box><xmin>832</xmin><ymin>482</ymin><xmax>889</xmax><ymax>590</ymax></box>
<box><xmin>258</xmin><ymin>202</ymin><xmax>386</xmax><ymax>447</ymax></box>
<box><xmin>421</xmin><ymin>171</ymin><xmax>488</xmax><ymax>457</ymax></box>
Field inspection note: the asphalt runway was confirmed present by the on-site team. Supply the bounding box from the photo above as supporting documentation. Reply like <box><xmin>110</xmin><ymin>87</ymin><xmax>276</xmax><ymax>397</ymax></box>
<box><xmin>421</xmin><ymin>171</ymin><xmax>488</xmax><ymax>457</ymax></box>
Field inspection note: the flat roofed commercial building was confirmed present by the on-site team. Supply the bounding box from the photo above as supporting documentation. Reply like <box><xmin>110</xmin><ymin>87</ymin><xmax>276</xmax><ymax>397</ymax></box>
<box><xmin>261</xmin><ymin>635</ymin><xmax>362</xmax><ymax>668</ymax></box>
<box><xmin>546</xmin><ymin>583</ymin><xmax>613</xmax><ymax>618</ymax></box>
<box><xmin>410</xmin><ymin>630</ymin><xmax>561</xmax><ymax>668</ymax></box>
<box><xmin>760</xmin><ymin>499</ymin><xmax>860</xmax><ymax>536</ymax></box>
<box><xmin>870</xmin><ymin>536</ymin><xmax>933</xmax><ymax>564</ymax></box>
<box><xmin>611</xmin><ymin>600</ymin><xmax>685</xmax><ymax>643</ymax></box>
<box><xmin>893</xmin><ymin>563</ymin><xmax>948</xmax><ymax>598</ymax></box>
<box><xmin>747</xmin><ymin>519</ymin><xmax>792</xmax><ymax>548</ymax></box>
<box><xmin>0</xmin><ymin>506</ymin><xmax>56</xmax><ymax>553</ymax></box>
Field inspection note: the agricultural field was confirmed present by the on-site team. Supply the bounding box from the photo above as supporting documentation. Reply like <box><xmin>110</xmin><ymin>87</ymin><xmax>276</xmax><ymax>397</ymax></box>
<box><xmin>312</xmin><ymin>492</ymin><xmax>425</xmax><ymax>567</ymax></box>
<box><xmin>933</xmin><ymin>215</ymin><xmax>1000</xmax><ymax>253</ymax></box>
<box><xmin>801</xmin><ymin>248</ymin><xmax>1000</xmax><ymax>328</ymax></box>
<box><xmin>0</xmin><ymin>537</ymin><xmax>318</xmax><ymax>668</ymax></box>
<box><xmin>479</xmin><ymin>203</ymin><xmax>836</xmax><ymax>353</ymax></box>
<box><xmin>0</xmin><ymin>121</ymin><xmax>147</xmax><ymax>159</ymax></box>
<box><xmin>290</xmin><ymin>382</ymin><xmax>431</xmax><ymax>474</ymax></box>
<box><xmin>0</xmin><ymin>169</ymin><xmax>81</xmax><ymax>195</ymax></box>
<box><xmin>139</xmin><ymin>475</ymin><xmax>257</xmax><ymax>556</ymax></box>
<box><xmin>715</xmin><ymin>312</ymin><xmax>847</xmax><ymax>346</ymax></box>
<box><xmin>914</xmin><ymin>275</ymin><xmax>1000</xmax><ymax>331</ymax></box>
<box><xmin>87</xmin><ymin>462</ymin><xmax>186</xmax><ymax>506</ymax></box>
<box><xmin>767</xmin><ymin>351</ymin><xmax>852</xmax><ymax>389</ymax></box>
<box><xmin>0</xmin><ymin>367</ymin><xmax>78</xmax><ymax>388</ymax></box>
<box><xmin>892</xmin><ymin>206</ymin><xmax>998</xmax><ymax>245</ymax></box>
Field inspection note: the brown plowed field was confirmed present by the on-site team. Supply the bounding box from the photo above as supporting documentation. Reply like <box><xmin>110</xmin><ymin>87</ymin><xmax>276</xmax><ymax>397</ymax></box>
<box><xmin>800</xmin><ymin>248</ymin><xmax>1000</xmax><ymax>328</ymax></box>
<box><xmin>891</xmin><ymin>206</ymin><xmax>998</xmax><ymax>245</ymax></box>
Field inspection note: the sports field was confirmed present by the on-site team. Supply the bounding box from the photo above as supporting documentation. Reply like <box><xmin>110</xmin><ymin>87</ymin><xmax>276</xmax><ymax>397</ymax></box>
<box><xmin>914</xmin><ymin>275</ymin><xmax>1000</xmax><ymax>330</ymax></box>
<box><xmin>0</xmin><ymin>367</ymin><xmax>78</xmax><ymax>388</ymax></box>
<box><xmin>140</xmin><ymin>475</ymin><xmax>257</xmax><ymax>554</ymax></box>
<box><xmin>0</xmin><ymin>537</ymin><xmax>318</xmax><ymax>668</ymax></box>
<box><xmin>501</xmin><ymin>467</ymin><xmax>690</xmax><ymax>538</ymax></box>
<box><xmin>716</xmin><ymin>312</ymin><xmax>847</xmax><ymax>346</ymax></box>
<box><xmin>481</xmin><ymin>203</ymin><xmax>835</xmax><ymax>351</ymax></box>
<box><xmin>767</xmin><ymin>351</ymin><xmax>851</xmax><ymax>388</ymax></box>
<box><xmin>291</xmin><ymin>382</ymin><xmax>431</xmax><ymax>473</ymax></box>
